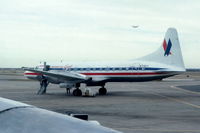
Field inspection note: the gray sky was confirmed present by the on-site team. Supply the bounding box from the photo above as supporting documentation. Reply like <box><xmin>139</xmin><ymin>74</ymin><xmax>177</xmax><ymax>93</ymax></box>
<box><xmin>0</xmin><ymin>0</ymin><xmax>199</xmax><ymax>68</ymax></box>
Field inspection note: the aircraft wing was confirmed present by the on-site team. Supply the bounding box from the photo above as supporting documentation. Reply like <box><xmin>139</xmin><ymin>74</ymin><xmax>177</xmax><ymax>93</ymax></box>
<box><xmin>0</xmin><ymin>97</ymin><xmax>122</xmax><ymax>133</ymax></box>
<box><xmin>24</xmin><ymin>68</ymin><xmax>89</xmax><ymax>81</ymax></box>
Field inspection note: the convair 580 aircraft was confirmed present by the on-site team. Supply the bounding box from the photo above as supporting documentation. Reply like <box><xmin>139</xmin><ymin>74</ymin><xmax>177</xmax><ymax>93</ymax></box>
<box><xmin>24</xmin><ymin>28</ymin><xmax>185</xmax><ymax>96</ymax></box>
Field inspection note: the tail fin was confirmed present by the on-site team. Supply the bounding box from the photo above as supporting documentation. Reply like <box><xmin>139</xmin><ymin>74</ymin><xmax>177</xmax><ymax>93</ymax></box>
<box><xmin>138</xmin><ymin>28</ymin><xmax>185</xmax><ymax>71</ymax></box>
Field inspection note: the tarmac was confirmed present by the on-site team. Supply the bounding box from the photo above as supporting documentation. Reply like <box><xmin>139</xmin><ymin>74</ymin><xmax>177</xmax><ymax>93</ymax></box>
<box><xmin>0</xmin><ymin>71</ymin><xmax>200</xmax><ymax>133</ymax></box>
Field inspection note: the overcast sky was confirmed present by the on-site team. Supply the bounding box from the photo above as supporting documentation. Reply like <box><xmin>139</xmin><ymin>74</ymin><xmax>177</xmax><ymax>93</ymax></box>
<box><xmin>0</xmin><ymin>0</ymin><xmax>199</xmax><ymax>68</ymax></box>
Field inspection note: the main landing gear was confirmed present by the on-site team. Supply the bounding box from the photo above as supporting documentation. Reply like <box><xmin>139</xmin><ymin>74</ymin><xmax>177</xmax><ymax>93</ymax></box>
<box><xmin>72</xmin><ymin>83</ymin><xmax>82</xmax><ymax>96</ymax></box>
<box><xmin>73</xmin><ymin>88</ymin><xmax>82</xmax><ymax>96</ymax></box>
<box><xmin>72</xmin><ymin>86</ymin><xmax>107</xmax><ymax>96</ymax></box>
<box><xmin>38</xmin><ymin>77</ymin><xmax>49</xmax><ymax>95</ymax></box>
<box><xmin>99</xmin><ymin>86</ymin><xmax>107</xmax><ymax>95</ymax></box>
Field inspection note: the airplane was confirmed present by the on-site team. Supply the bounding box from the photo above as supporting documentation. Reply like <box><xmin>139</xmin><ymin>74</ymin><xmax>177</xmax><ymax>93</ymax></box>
<box><xmin>132</xmin><ymin>25</ymin><xmax>139</xmax><ymax>28</ymax></box>
<box><xmin>24</xmin><ymin>28</ymin><xmax>185</xmax><ymax>96</ymax></box>
<box><xmin>0</xmin><ymin>97</ymin><xmax>122</xmax><ymax>133</ymax></box>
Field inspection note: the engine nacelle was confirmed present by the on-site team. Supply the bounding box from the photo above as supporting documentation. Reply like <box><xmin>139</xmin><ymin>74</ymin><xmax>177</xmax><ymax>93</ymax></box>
<box><xmin>59</xmin><ymin>83</ymin><xmax>75</xmax><ymax>88</ymax></box>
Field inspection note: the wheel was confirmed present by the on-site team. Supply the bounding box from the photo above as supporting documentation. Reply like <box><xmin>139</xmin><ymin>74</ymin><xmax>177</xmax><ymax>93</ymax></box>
<box><xmin>99</xmin><ymin>87</ymin><xmax>107</xmax><ymax>95</ymax></box>
<box><xmin>73</xmin><ymin>89</ymin><xmax>82</xmax><ymax>96</ymax></box>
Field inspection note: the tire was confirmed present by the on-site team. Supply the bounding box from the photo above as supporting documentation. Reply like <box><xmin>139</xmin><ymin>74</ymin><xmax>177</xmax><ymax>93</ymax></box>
<box><xmin>73</xmin><ymin>89</ymin><xmax>82</xmax><ymax>96</ymax></box>
<box><xmin>99</xmin><ymin>88</ymin><xmax>107</xmax><ymax>95</ymax></box>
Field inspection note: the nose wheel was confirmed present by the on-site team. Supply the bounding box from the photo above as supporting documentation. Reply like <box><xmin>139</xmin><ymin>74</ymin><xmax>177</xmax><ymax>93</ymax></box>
<box><xmin>99</xmin><ymin>87</ymin><xmax>107</xmax><ymax>95</ymax></box>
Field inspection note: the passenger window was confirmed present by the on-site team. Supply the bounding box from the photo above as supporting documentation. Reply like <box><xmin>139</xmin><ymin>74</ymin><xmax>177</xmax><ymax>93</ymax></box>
<box><xmin>115</xmin><ymin>68</ymin><xmax>119</xmax><ymax>70</ymax></box>
<box><xmin>122</xmin><ymin>68</ymin><xmax>126</xmax><ymax>70</ymax></box>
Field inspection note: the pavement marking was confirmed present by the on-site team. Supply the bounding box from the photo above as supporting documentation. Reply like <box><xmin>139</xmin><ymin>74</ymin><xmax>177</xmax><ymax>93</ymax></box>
<box><xmin>171</xmin><ymin>85</ymin><xmax>200</xmax><ymax>95</ymax></box>
<box><xmin>146</xmin><ymin>90</ymin><xmax>200</xmax><ymax>109</ymax></box>
<box><xmin>163</xmin><ymin>78</ymin><xmax>194</xmax><ymax>81</ymax></box>
<box><xmin>116</xmin><ymin>128</ymin><xmax>200</xmax><ymax>132</ymax></box>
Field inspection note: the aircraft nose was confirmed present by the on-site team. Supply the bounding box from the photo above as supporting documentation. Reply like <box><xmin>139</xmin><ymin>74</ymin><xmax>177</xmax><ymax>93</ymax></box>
<box><xmin>24</xmin><ymin>71</ymin><xmax>41</xmax><ymax>79</ymax></box>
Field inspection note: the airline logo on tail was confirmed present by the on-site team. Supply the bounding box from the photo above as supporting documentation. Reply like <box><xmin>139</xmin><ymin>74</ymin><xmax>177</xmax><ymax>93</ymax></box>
<box><xmin>163</xmin><ymin>39</ymin><xmax>172</xmax><ymax>56</ymax></box>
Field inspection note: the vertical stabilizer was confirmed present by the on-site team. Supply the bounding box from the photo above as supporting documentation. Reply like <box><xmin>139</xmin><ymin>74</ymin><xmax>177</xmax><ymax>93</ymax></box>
<box><xmin>138</xmin><ymin>28</ymin><xmax>185</xmax><ymax>71</ymax></box>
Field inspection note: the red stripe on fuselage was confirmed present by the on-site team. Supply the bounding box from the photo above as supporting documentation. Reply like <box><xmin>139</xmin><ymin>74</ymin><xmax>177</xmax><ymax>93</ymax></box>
<box><xmin>81</xmin><ymin>72</ymin><xmax>166</xmax><ymax>76</ymax></box>
<box><xmin>24</xmin><ymin>72</ymin><xmax>167</xmax><ymax>76</ymax></box>
<box><xmin>24</xmin><ymin>73</ymin><xmax>42</xmax><ymax>76</ymax></box>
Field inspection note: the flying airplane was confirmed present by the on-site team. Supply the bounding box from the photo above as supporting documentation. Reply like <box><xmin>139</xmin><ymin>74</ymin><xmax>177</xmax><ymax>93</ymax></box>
<box><xmin>24</xmin><ymin>28</ymin><xmax>185</xmax><ymax>96</ymax></box>
<box><xmin>0</xmin><ymin>97</ymin><xmax>121</xmax><ymax>133</ymax></box>
<box><xmin>132</xmin><ymin>25</ymin><xmax>139</xmax><ymax>28</ymax></box>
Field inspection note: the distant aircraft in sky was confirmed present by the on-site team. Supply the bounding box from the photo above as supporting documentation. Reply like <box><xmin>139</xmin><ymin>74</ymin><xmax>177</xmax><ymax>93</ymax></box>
<box><xmin>0</xmin><ymin>97</ymin><xmax>121</xmax><ymax>133</ymax></box>
<box><xmin>132</xmin><ymin>25</ymin><xmax>139</xmax><ymax>28</ymax></box>
<box><xmin>24</xmin><ymin>28</ymin><xmax>185</xmax><ymax>96</ymax></box>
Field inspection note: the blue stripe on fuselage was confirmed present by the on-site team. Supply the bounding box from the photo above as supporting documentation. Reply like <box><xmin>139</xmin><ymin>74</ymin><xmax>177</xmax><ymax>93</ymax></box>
<box><xmin>49</xmin><ymin>67</ymin><xmax>165</xmax><ymax>71</ymax></box>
